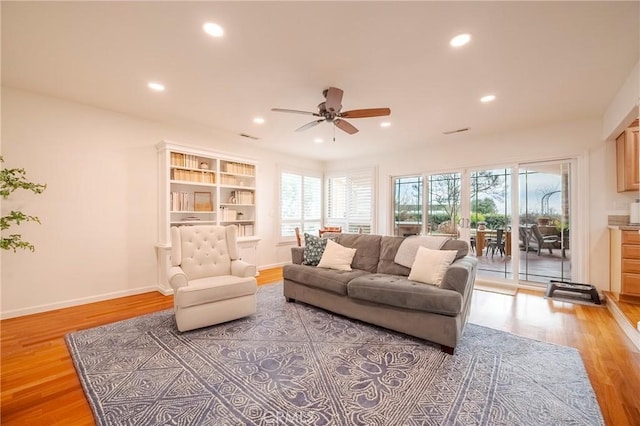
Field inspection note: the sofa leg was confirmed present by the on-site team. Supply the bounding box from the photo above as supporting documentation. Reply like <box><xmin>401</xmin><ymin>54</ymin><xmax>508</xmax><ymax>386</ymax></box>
<box><xmin>441</xmin><ymin>345</ymin><xmax>455</xmax><ymax>355</ymax></box>
<box><xmin>285</xmin><ymin>297</ymin><xmax>296</xmax><ymax>303</ymax></box>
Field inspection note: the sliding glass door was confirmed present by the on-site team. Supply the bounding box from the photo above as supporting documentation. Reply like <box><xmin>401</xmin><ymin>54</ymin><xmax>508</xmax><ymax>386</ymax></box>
<box><xmin>469</xmin><ymin>168</ymin><xmax>513</xmax><ymax>281</ymax></box>
<box><xmin>518</xmin><ymin>162</ymin><xmax>572</xmax><ymax>283</ymax></box>
<box><xmin>391</xmin><ymin>159</ymin><xmax>574</xmax><ymax>287</ymax></box>
<box><xmin>393</xmin><ymin>176</ymin><xmax>423</xmax><ymax>236</ymax></box>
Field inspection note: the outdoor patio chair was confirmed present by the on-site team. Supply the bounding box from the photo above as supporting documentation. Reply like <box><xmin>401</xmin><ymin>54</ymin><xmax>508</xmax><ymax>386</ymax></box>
<box><xmin>486</xmin><ymin>228</ymin><xmax>506</xmax><ymax>257</ymax></box>
<box><xmin>529</xmin><ymin>223</ymin><xmax>558</xmax><ymax>256</ymax></box>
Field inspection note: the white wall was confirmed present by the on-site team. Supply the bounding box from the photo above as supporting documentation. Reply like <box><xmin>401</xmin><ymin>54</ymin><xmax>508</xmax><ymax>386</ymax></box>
<box><xmin>602</xmin><ymin>59</ymin><xmax>639</xmax><ymax>141</ymax></box>
<box><xmin>602</xmin><ymin>59</ymin><xmax>640</xmax><ymax>214</ymax></box>
<box><xmin>1</xmin><ymin>87</ymin><xmax>321</xmax><ymax>318</ymax></box>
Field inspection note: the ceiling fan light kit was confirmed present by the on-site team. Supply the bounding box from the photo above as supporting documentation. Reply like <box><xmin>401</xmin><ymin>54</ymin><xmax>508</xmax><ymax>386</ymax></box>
<box><xmin>272</xmin><ymin>87</ymin><xmax>390</xmax><ymax>136</ymax></box>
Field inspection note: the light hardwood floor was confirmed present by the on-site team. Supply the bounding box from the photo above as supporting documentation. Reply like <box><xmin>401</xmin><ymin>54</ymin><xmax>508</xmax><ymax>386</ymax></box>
<box><xmin>2</xmin><ymin>268</ymin><xmax>639</xmax><ymax>425</ymax></box>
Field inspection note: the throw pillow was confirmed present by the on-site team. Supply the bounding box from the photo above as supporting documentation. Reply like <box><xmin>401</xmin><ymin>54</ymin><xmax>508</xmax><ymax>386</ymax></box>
<box><xmin>303</xmin><ymin>233</ymin><xmax>330</xmax><ymax>266</ymax></box>
<box><xmin>394</xmin><ymin>236</ymin><xmax>451</xmax><ymax>268</ymax></box>
<box><xmin>317</xmin><ymin>239</ymin><xmax>357</xmax><ymax>271</ymax></box>
<box><xmin>408</xmin><ymin>246</ymin><xmax>457</xmax><ymax>286</ymax></box>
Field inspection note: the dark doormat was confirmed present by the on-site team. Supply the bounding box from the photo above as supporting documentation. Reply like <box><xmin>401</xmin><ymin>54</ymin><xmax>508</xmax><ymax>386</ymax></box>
<box><xmin>545</xmin><ymin>280</ymin><xmax>604</xmax><ymax>306</ymax></box>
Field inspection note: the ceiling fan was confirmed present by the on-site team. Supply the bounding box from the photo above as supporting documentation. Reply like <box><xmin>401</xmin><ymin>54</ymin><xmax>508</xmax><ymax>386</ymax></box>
<box><xmin>271</xmin><ymin>87</ymin><xmax>390</xmax><ymax>135</ymax></box>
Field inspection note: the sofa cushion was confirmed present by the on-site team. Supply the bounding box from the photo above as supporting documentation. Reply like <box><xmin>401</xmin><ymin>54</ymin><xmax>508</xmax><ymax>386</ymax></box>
<box><xmin>377</xmin><ymin>236</ymin><xmax>411</xmax><ymax>276</ymax></box>
<box><xmin>283</xmin><ymin>264</ymin><xmax>370</xmax><ymax>296</ymax></box>
<box><xmin>331</xmin><ymin>233</ymin><xmax>382</xmax><ymax>273</ymax></box>
<box><xmin>408</xmin><ymin>246</ymin><xmax>458</xmax><ymax>286</ymax></box>
<box><xmin>347</xmin><ymin>274</ymin><xmax>463</xmax><ymax>316</ymax></box>
<box><xmin>317</xmin><ymin>239</ymin><xmax>357</xmax><ymax>271</ymax></box>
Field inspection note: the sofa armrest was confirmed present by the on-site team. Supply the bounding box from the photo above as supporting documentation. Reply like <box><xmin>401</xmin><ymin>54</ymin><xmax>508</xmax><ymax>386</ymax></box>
<box><xmin>440</xmin><ymin>256</ymin><xmax>478</xmax><ymax>296</ymax></box>
<box><xmin>168</xmin><ymin>266</ymin><xmax>188</xmax><ymax>291</ymax></box>
<box><xmin>291</xmin><ymin>247</ymin><xmax>304</xmax><ymax>265</ymax></box>
<box><xmin>231</xmin><ymin>259</ymin><xmax>257</xmax><ymax>277</ymax></box>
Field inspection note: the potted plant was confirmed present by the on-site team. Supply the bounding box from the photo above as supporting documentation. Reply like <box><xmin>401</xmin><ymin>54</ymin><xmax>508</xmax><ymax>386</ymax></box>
<box><xmin>536</xmin><ymin>216</ymin><xmax>550</xmax><ymax>226</ymax></box>
<box><xmin>1</xmin><ymin>157</ymin><xmax>46</xmax><ymax>251</ymax></box>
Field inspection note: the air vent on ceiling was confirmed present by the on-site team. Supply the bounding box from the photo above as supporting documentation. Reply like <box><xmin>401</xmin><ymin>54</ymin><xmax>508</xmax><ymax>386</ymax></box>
<box><xmin>442</xmin><ymin>127</ymin><xmax>470</xmax><ymax>135</ymax></box>
<box><xmin>239</xmin><ymin>133</ymin><xmax>259</xmax><ymax>140</ymax></box>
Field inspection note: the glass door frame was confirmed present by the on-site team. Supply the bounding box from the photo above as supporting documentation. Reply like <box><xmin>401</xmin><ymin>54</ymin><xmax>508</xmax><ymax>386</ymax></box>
<box><xmin>389</xmin><ymin>156</ymin><xmax>584</xmax><ymax>288</ymax></box>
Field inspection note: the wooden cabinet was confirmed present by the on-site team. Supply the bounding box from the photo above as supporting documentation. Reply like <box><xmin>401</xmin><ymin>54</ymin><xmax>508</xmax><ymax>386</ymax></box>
<box><xmin>611</xmin><ymin>229</ymin><xmax>640</xmax><ymax>297</ymax></box>
<box><xmin>616</xmin><ymin>125</ymin><xmax>639</xmax><ymax>192</ymax></box>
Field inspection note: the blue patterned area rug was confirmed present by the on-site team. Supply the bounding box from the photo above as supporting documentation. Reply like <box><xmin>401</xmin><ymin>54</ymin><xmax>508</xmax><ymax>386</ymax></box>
<box><xmin>66</xmin><ymin>283</ymin><xmax>603</xmax><ymax>425</ymax></box>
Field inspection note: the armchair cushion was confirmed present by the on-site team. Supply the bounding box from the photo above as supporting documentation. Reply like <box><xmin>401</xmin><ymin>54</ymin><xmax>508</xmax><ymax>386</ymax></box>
<box><xmin>175</xmin><ymin>275</ymin><xmax>256</xmax><ymax>309</ymax></box>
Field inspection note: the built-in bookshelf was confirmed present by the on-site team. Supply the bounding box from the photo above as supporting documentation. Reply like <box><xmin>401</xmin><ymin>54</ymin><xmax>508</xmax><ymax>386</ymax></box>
<box><xmin>156</xmin><ymin>142</ymin><xmax>260</xmax><ymax>291</ymax></box>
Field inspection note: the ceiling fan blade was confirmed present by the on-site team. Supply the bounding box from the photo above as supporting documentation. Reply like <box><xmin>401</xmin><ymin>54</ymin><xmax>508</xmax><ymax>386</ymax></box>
<box><xmin>340</xmin><ymin>108</ymin><xmax>391</xmax><ymax>119</ymax></box>
<box><xmin>324</xmin><ymin>87</ymin><xmax>344</xmax><ymax>112</ymax></box>
<box><xmin>271</xmin><ymin>108</ymin><xmax>320</xmax><ymax>116</ymax></box>
<box><xmin>334</xmin><ymin>118</ymin><xmax>359</xmax><ymax>135</ymax></box>
<box><xmin>295</xmin><ymin>119</ymin><xmax>325</xmax><ymax>132</ymax></box>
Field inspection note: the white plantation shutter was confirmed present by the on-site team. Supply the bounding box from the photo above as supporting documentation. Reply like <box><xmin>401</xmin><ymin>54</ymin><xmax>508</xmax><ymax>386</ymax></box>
<box><xmin>348</xmin><ymin>172</ymin><xmax>373</xmax><ymax>233</ymax></box>
<box><xmin>325</xmin><ymin>169</ymin><xmax>375</xmax><ymax>234</ymax></box>
<box><xmin>326</xmin><ymin>176</ymin><xmax>347</xmax><ymax>221</ymax></box>
<box><xmin>280</xmin><ymin>169</ymin><xmax>322</xmax><ymax>240</ymax></box>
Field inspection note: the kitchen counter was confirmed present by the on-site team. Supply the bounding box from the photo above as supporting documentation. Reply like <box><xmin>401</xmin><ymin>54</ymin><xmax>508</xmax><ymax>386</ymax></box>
<box><xmin>609</xmin><ymin>225</ymin><xmax>640</xmax><ymax>231</ymax></box>
<box><xmin>608</xmin><ymin>214</ymin><xmax>640</xmax><ymax>231</ymax></box>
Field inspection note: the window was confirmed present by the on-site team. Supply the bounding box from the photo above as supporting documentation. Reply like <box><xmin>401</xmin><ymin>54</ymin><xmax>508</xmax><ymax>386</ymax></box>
<box><xmin>325</xmin><ymin>168</ymin><xmax>375</xmax><ymax>234</ymax></box>
<box><xmin>393</xmin><ymin>176</ymin><xmax>423</xmax><ymax>236</ymax></box>
<box><xmin>279</xmin><ymin>169</ymin><xmax>321</xmax><ymax>241</ymax></box>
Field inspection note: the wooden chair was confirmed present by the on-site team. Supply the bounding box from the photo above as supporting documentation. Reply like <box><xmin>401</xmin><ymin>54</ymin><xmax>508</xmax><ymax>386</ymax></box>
<box><xmin>294</xmin><ymin>227</ymin><xmax>302</xmax><ymax>246</ymax></box>
<box><xmin>318</xmin><ymin>226</ymin><xmax>342</xmax><ymax>237</ymax></box>
<box><xmin>486</xmin><ymin>229</ymin><xmax>505</xmax><ymax>257</ymax></box>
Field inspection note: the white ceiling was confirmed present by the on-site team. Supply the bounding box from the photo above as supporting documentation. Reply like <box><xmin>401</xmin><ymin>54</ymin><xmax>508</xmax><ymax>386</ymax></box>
<box><xmin>2</xmin><ymin>1</ymin><xmax>638</xmax><ymax>161</ymax></box>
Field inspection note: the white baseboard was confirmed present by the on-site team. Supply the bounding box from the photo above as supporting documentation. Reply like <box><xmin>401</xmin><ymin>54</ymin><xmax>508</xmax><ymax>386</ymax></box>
<box><xmin>0</xmin><ymin>286</ymin><xmax>159</xmax><ymax>320</ymax></box>
<box><xmin>605</xmin><ymin>294</ymin><xmax>640</xmax><ymax>351</ymax></box>
<box><xmin>157</xmin><ymin>286</ymin><xmax>174</xmax><ymax>296</ymax></box>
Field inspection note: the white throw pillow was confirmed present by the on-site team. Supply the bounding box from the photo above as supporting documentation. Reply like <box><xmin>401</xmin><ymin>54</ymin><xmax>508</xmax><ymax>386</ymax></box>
<box><xmin>408</xmin><ymin>246</ymin><xmax>457</xmax><ymax>286</ymax></box>
<box><xmin>317</xmin><ymin>239</ymin><xmax>357</xmax><ymax>271</ymax></box>
<box><xmin>394</xmin><ymin>236</ymin><xmax>451</xmax><ymax>268</ymax></box>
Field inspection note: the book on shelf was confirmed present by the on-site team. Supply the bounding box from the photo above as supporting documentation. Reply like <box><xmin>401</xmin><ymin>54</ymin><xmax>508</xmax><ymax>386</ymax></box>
<box><xmin>229</xmin><ymin>190</ymin><xmax>254</xmax><ymax>204</ymax></box>
<box><xmin>170</xmin><ymin>191</ymin><xmax>190</xmax><ymax>211</ymax></box>
<box><xmin>220</xmin><ymin>175</ymin><xmax>238</xmax><ymax>185</ymax></box>
<box><xmin>223</xmin><ymin>162</ymin><xmax>255</xmax><ymax>176</ymax></box>
<box><xmin>220</xmin><ymin>208</ymin><xmax>237</xmax><ymax>221</ymax></box>
<box><xmin>171</xmin><ymin>168</ymin><xmax>215</xmax><ymax>184</ymax></box>
<box><xmin>170</xmin><ymin>152</ymin><xmax>200</xmax><ymax>168</ymax></box>
<box><xmin>234</xmin><ymin>223</ymin><xmax>254</xmax><ymax>237</ymax></box>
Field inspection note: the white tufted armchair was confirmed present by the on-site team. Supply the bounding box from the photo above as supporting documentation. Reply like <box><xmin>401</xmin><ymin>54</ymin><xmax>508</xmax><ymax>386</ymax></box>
<box><xmin>168</xmin><ymin>225</ymin><xmax>257</xmax><ymax>332</ymax></box>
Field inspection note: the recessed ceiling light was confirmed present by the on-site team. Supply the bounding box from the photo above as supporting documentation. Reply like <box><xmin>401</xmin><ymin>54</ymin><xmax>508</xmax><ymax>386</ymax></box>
<box><xmin>480</xmin><ymin>94</ymin><xmax>496</xmax><ymax>103</ymax></box>
<box><xmin>450</xmin><ymin>33</ymin><xmax>471</xmax><ymax>47</ymax></box>
<box><xmin>253</xmin><ymin>117</ymin><xmax>265</xmax><ymax>124</ymax></box>
<box><xmin>380</xmin><ymin>122</ymin><xmax>391</xmax><ymax>128</ymax></box>
<box><xmin>203</xmin><ymin>22</ymin><xmax>224</xmax><ymax>37</ymax></box>
<box><xmin>147</xmin><ymin>82</ymin><xmax>165</xmax><ymax>92</ymax></box>
<box><xmin>313</xmin><ymin>138</ymin><xmax>324</xmax><ymax>144</ymax></box>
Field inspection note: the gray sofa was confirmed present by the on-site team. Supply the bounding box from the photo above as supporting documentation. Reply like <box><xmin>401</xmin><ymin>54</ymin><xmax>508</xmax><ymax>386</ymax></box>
<box><xmin>283</xmin><ymin>233</ymin><xmax>478</xmax><ymax>354</ymax></box>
